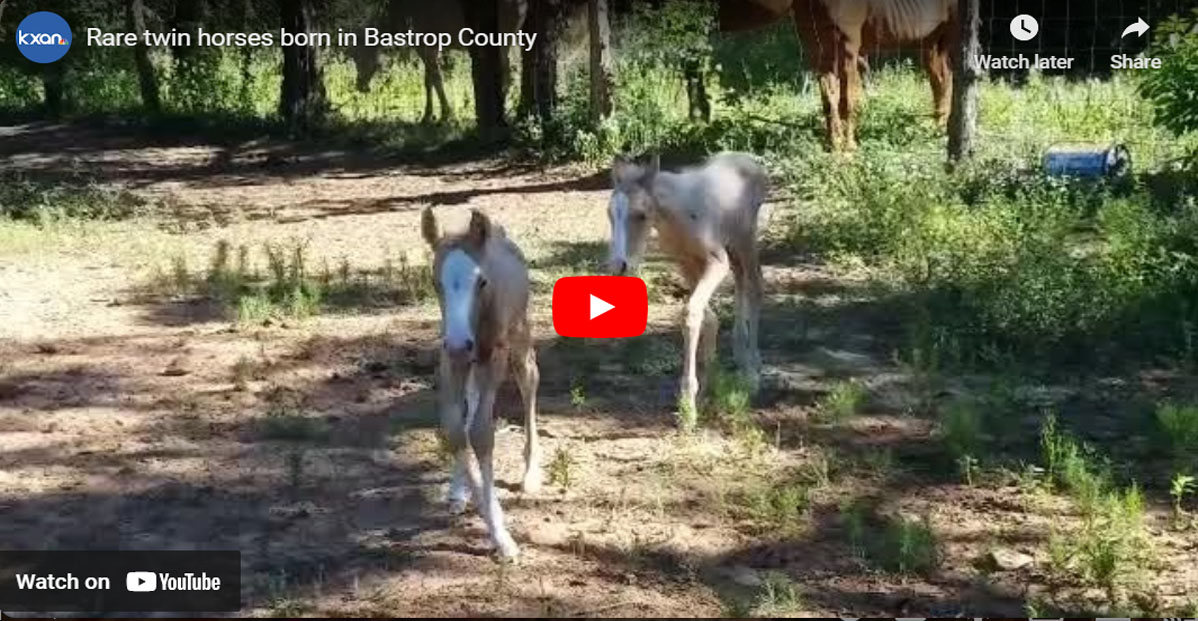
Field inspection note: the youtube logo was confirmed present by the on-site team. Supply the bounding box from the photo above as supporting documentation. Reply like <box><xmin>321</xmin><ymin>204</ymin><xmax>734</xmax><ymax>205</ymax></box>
<box><xmin>552</xmin><ymin>276</ymin><xmax>648</xmax><ymax>338</ymax></box>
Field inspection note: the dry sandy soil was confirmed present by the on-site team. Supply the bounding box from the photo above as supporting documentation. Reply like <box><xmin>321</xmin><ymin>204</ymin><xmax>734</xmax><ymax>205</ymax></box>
<box><xmin>1</xmin><ymin>121</ymin><xmax>1196</xmax><ymax>617</ymax></box>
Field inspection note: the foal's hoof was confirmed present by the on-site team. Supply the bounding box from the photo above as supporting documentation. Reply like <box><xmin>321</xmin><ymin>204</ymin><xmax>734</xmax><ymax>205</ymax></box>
<box><xmin>520</xmin><ymin>471</ymin><xmax>543</xmax><ymax>494</ymax></box>
<box><xmin>494</xmin><ymin>535</ymin><xmax>520</xmax><ymax>562</ymax></box>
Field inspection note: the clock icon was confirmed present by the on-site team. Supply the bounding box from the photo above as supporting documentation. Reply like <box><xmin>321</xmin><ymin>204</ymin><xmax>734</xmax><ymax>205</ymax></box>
<box><xmin>1010</xmin><ymin>14</ymin><xmax>1040</xmax><ymax>41</ymax></box>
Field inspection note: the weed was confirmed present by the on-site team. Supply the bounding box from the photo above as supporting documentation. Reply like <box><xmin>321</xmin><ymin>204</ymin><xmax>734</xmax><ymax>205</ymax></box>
<box><xmin>799</xmin><ymin>450</ymin><xmax>834</xmax><ymax>490</ymax></box>
<box><xmin>957</xmin><ymin>454</ymin><xmax>980</xmax><ymax>487</ymax></box>
<box><xmin>709</xmin><ymin>370</ymin><xmax>752</xmax><ymax>419</ymax></box>
<box><xmin>737</xmin><ymin>478</ymin><xmax>811</xmax><ymax>534</ymax></box>
<box><xmin>838</xmin><ymin>502</ymin><xmax>940</xmax><ymax>576</ymax></box>
<box><xmin>939</xmin><ymin>399</ymin><xmax>984</xmax><ymax>462</ymax></box>
<box><xmin>1170</xmin><ymin>473</ymin><xmax>1195</xmax><ymax>521</ymax></box>
<box><xmin>753</xmin><ymin>571</ymin><xmax>804</xmax><ymax>617</ymax></box>
<box><xmin>814</xmin><ymin>380</ymin><xmax>865</xmax><ymax>424</ymax></box>
<box><xmin>258</xmin><ymin>398</ymin><xmax>330</xmax><ymax>443</ymax></box>
<box><xmin>877</xmin><ymin>515</ymin><xmax>939</xmax><ymax>576</ymax></box>
<box><xmin>548</xmin><ymin>446</ymin><xmax>576</xmax><ymax>490</ymax></box>
<box><xmin>859</xmin><ymin>447</ymin><xmax>895</xmax><ymax>479</ymax></box>
<box><xmin>1157</xmin><ymin>402</ymin><xmax>1198</xmax><ymax>460</ymax></box>
<box><xmin>707</xmin><ymin>370</ymin><xmax>766</xmax><ymax>452</ymax></box>
<box><xmin>839</xmin><ymin>500</ymin><xmax>869</xmax><ymax>558</ymax></box>
<box><xmin>569</xmin><ymin>377</ymin><xmax>587</xmax><ymax>409</ymax></box>
<box><xmin>677</xmin><ymin>396</ymin><xmax>698</xmax><ymax>432</ymax></box>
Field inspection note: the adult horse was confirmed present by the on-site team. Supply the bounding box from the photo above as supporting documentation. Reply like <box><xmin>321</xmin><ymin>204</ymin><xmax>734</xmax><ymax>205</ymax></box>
<box><xmin>349</xmin><ymin>0</ymin><xmax>527</xmax><ymax>124</ymax></box>
<box><xmin>719</xmin><ymin>0</ymin><xmax>959</xmax><ymax>151</ymax></box>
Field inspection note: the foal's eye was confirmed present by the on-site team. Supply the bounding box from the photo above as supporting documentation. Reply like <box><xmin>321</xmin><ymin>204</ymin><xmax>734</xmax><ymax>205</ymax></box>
<box><xmin>633</xmin><ymin>212</ymin><xmax>647</xmax><ymax>222</ymax></box>
<box><xmin>478</xmin><ymin>278</ymin><xmax>488</xmax><ymax>289</ymax></box>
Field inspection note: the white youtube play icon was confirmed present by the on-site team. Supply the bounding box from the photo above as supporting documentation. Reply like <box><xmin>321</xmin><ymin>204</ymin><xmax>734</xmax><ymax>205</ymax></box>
<box><xmin>589</xmin><ymin>294</ymin><xmax>615</xmax><ymax>320</ymax></box>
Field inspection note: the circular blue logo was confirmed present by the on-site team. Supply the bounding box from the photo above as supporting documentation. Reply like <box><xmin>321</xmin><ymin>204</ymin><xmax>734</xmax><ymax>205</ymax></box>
<box><xmin>16</xmin><ymin>12</ymin><xmax>73</xmax><ymax>64</ymax></box>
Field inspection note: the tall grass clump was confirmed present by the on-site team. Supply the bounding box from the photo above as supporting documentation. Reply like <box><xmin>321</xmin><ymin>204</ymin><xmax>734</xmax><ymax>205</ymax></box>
<box><xmin>157</xmin><ymin>240</ymin><xmax>433</xmax><ymax>325</ymax></box>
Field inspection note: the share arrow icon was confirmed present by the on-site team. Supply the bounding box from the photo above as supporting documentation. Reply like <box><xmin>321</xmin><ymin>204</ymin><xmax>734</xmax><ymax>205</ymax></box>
<box><xmin>1122</xmin><ymin>17</ymin><xmax>1149</xmax><ymax>39</ymax></box>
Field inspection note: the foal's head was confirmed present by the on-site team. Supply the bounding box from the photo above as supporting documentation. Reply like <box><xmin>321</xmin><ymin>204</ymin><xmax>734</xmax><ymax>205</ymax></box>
<box><xmin>607</xmin><ymin>155</ymin><xmax>660</xmax><ymax>275</ymax></box>
<box><xmin>423</xmin><ymin>208</ymin><xmax>493</xmax><ymax>361</ymax></box>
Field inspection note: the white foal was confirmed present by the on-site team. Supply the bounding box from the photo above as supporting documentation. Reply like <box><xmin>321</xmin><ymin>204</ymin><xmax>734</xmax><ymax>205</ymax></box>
<box><xmin>606</xmin><ymin>152</ymin><xmax>767</xmax><ymax>418</ymax></box>
<box><xmin>423</xmin><ymin>207</ymin><xmax>542</xmax><ymax>561</ymax></box>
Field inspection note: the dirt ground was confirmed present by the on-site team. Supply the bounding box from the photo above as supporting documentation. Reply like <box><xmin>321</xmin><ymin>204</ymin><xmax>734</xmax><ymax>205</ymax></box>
<box><xmin>1</xmin><ymin>121</ymin><xmax>1195</xmax><ymax>617</ymax></box>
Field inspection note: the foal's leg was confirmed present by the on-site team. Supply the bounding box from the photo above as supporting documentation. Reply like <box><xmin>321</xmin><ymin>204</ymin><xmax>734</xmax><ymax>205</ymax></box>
<box><xmin>438</xmin><ymin>356</ymin><xmax>474</xmax><ymax>514</ymax></box>
<box><xmin>730</xmin><ymin>246</ymin><xmax>764</xmax><ymax>392</ymax></box>
<box><xmin>510</xmin><ymin>320</ymin><xmax>542</xmax><ymax>493</ymax></box>
<box><xmin>469</xmin><ymin>354</ymin><xmax>519</xmax><ymax>559</ymax></box>
<box><xmin>681</xmin><ymin>255</ymin><xmax>730</xmax><ymax>418</ymax></box>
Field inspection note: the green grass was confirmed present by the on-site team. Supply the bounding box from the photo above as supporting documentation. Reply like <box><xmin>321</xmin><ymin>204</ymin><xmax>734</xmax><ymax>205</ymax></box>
<box><xmin>838</xmin><ymin>501</ymin><xmax>940</xmax><ymax>577</ymax></box>
<box><xmin>939</xmin><ymin>399</ymin><xmax>984</xmax><ymax>462</ymax></box>
<box><xmin>752</xmin><ymin>572</ymin><xmax>805</xmax><ymax>617</ymax></box>
<box><xmin>152</xmin><ymin>239</ymin><xmax>433</xmax><ymax>326</ymax></box>
<box><xmin>1157</xmin><ymin>402</ymin><xmax>1198</xmax><ymax>460</ymax></box>
<box><xmin>734</xmin><ymin>478</ymin><xmax>811</xmax><ymax>535</ymax></box>
<box><xmin>813</xmin><ymin>380</ymin><xmax>865</xmax><ymax>424</ymax></box>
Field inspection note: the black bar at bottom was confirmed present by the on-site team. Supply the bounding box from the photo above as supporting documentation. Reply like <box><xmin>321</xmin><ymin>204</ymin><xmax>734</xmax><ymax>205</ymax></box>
<box><xmin>0</xmin><ymin>551</ymin><xmax>240</xmax><ymax>613</ymax></box>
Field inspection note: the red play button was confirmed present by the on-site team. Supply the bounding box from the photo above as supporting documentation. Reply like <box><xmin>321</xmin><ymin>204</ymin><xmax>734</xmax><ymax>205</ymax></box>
<box><xmin>552</xmin><ymin>276</ymin><xmax>648</xmax><ymax>338</ymax></box>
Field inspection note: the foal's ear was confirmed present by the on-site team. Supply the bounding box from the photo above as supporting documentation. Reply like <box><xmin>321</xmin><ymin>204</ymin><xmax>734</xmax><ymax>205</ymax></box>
<box><xmin>421</xmin><ymin>207</ymin><xmax>440</xmax><ymax>248</ymax></box>
<box><xmin>611</xmin><ymin>155</ymin><xmax>638</xmax><ymax>185</ymax></box>
<box><xmin>467</xmin><ymin>209</ymin><xmax>491</xmax><ymax>247</ymax></box>
<box><xmin>641</xmin><ymin>153</ymin><xmax>661</xmax><ymax>186</ymax></box>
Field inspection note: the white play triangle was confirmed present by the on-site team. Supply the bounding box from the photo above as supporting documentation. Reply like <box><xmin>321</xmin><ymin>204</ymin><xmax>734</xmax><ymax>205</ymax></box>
<box><xmin>589</xmin><ymin>294</ymin><xmax>615</xmax><ymax>320</ymax></box>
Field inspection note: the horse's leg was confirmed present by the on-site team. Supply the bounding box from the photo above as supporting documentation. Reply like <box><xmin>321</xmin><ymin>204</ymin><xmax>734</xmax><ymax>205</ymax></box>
<box><xmin>839</xmin><ymin>39</ymin><xmax>863</xmax><ymax>152</ymax></box>
<box><xmin>438</xmin><ymin>356</ymin><xmax>473</xmax><ymax>514</ymax></box>
<box><xmin>469</xmin><ymin>353</ymin><xmax>519</xmax><ymax>559</ymax></box>
<box><xmin>510</xmin><ymin>319</ymin><xmax>542</xmax><ymax>493</ymax></box>
<box><xmin>729</xmin><ymin>245</ymin><xmax>764</xmax><ymax>392</ymax></box>
<box><xmin>923</xmin><ymin>40</ymin><xmax>952</xmax><ymax>129</ymax></box>
<box><xmin>792</xmin><ymin>8</ymin><xmax>841</xmax><ymax>151</ymax></box>
<box><xmin>419</xmin><ymin>48</ymin><xmax>435</xmax><ymax>124</ymax></box>
<box><xmin>431</xmin><ymin>52</ymin><xmax>453</xmax><ymax>123</ymax></box>
<box><xmin>680</xmin><ymin>255</ymin><xmax>730</xmax><ymax>418</ymax></box>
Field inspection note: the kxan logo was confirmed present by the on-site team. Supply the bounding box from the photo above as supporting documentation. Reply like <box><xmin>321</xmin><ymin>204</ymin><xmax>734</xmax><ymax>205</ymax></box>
<box><xmin>16</xmin><ymin>12</ymin><xmax>73</xmax><ymax>64</ymax></box>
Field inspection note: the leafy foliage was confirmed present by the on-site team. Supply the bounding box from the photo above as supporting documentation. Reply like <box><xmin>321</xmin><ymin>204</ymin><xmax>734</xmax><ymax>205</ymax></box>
<box><xmin>1142</xmin><ymin>9</ymin><xmax>1198</xmax><ymax>136</ymax></box>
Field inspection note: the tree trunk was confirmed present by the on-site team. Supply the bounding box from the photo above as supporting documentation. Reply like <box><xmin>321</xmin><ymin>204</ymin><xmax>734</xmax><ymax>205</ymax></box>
<box><xmin>588</xmin><ymin>0</ymin><xmax>613</xmax><ymax>126</ymax></box>
<box><xmin>948</xmin><ymin>0</ymin><xmax>980</xmax><ymax>165</ymax></box>
<box><xmin>278</xmin><ymin>0</ymin><xmax>327</xmax><ymax>131</ymax></box>
<box><xmin>42</xmin><ymin>65</ymin><xmax>65</xmax><ymax>116</ymax></box>
<box><xmin>128</xmin><ymin>0</ymin><xmax>160</xmax><ymax>112</ymax></box>
<box><xmin>463</xmin><ymin>0</ymin><xmax>507</xmax><ymax>135</ymax></box>
<box><xmin>527</xmin><ymin>0</ymin><xmax>563</xmax><ymax>126</ymax></box>
<box><xmin>170</xmin><ymin>0</ymin><xmax>206</xmax><ymax>65</ymax></box>
<box><xmin>518</xmin><ymin>43</ymin><xmax>535</xmax><ymax>119</ymax></box>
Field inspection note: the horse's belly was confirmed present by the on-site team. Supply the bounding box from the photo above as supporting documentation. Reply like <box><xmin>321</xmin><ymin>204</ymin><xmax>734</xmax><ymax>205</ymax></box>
<box><xmin>863</xmin><ymin>0</ymin><xmax>952</xmax><ymax>45</ymax></box>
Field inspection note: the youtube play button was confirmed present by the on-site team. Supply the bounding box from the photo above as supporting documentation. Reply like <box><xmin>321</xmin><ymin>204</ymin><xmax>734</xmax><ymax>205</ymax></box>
<box><xmin>553</xmin><ymin>276</ymin><xmax>647</xmax><ymax>338</ymax></box>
